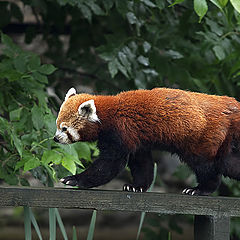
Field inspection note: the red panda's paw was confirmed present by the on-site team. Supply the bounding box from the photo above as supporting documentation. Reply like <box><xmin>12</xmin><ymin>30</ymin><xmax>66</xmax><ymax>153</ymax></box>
<box><xmin>60</xmin><ymin>176</ymin><xmax>78</xmax><ymax>186</ymax></box>
<box><xmin>182</xmin><ymin>187</ymin><xmax>210</xmax><ymax>196</ymax></box>
<box><xmin>123</xmin><ymin>184</ymin><xmax>146</xmax><ymax>193</ymax></box>
<box><xmin>182</xmin><ymin>188</ymin><xmax>199</xmax><ymax>195</ymax></box>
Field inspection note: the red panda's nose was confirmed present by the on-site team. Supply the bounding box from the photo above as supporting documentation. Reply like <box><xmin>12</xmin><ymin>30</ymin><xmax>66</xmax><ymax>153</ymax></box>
<box><xmin>53</xmin><ymin>136</ymin><xmax>60</xmax><ymax>143</ymax></box>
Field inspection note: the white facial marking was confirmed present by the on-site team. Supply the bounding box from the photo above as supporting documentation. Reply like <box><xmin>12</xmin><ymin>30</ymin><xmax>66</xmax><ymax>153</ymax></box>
<box><xmin>55</xmin><ymin>131</ymin><xmax>69</xmax><ymax>144</ymax></box>
<box><xmin>55</xmin><ymin>124</ymin><xmax>69</xmax><ymax>144</ymax></box>
<box><xmin>68</xmin><ymin>127</ymin><xmax>80</xmax><ymax>141</ymax></box>
<box><xmin>78</xmin><ymin>99</ymin><xmax>100</xmax><ymax>123</ymax></box>
<box><xmin>65</xmin><ymin>87</ymin><xmax>77</xmax><ymax>101</ymax></box>
<box><xmin>60</xmin><ymin>122</ymin><xmax>65</xmax><ymax>129</ymax></box>
<box><xmin>55</xmin><ymin>122</ymin><xmax>80</xmax><ymax>144</ymax></box>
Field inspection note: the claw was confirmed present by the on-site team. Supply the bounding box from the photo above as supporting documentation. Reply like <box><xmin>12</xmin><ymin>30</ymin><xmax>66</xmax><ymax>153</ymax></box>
<box><xmin>186</xmin><ymin>189</ymin><xmax>191</xmax><ymax>194</ymax></box>
<box><xmin>182</xmin><ymin>187</ymin><xmax>200</xmax><ymax>196</ymax></box>
<box><xmin>123</xmin><ymin>184</ymin><xmax>146</xmax><ymax>193</ymax></box>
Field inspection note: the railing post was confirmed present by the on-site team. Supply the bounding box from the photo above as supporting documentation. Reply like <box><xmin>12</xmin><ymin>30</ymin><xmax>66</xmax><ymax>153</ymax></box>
<box><xmin>194</xmin><ymin>215</ymin><xmax>230</xmax><ymax>240</ymax></box>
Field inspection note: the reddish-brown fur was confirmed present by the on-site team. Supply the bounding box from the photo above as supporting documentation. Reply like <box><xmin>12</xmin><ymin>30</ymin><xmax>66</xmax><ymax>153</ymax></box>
<box><xmin>56</xmin><ymin>88</ymin><xmax>240</xmax><ymax>194</ymax></box>
<box><xmin>57</xmin><ymin>88</ymin><xmax>240</xmax><ymax>157</ymax></box>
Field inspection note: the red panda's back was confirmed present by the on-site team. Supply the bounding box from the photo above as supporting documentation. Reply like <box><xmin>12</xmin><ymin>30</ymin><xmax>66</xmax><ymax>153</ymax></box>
<box><xmin>114</xmin><ymin>88</ymin><xmax>205</xmax><ymax>149</ymax></box>
<box><xmin>114</xmin><ymin>88</ymin><xmax>240</xmax><ymax>157</ymax></box>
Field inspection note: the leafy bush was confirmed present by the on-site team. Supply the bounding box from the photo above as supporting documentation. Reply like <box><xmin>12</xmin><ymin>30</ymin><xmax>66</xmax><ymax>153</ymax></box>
<box><xmin>1</xmin><ymin>0</ymin><xmax>240</xmax><ymax>238</ymax></box>
<box><xmin>0</xmin><ymin>33</ymin><xmax>97</xmax><ymax>186</ymax></box>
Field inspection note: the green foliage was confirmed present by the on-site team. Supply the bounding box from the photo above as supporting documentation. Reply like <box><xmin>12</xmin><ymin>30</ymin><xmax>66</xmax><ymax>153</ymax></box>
<box><xmin>0</xmin><ymin>33</ymin><xmax>98</xmax><ymax>186</ymax></box>
<box><xmin>24</xmin><ymin>206</ymin><xmax>43</xmax><ymax>240</ymax></box>
<box><xmin>142</xmin><ymin>214</ymin><xmax>190</xmax><ymax>240</ymax></box>
<box><xmin>23</xmin><ymin>207</ymin><xmax>97</xmax><ymax>240</ymax></box>
<box><xmin>1</xmin><ymin>0</ymin><xmax>240</xmax><ymax>238</ymax></box>
<box><xmin>87</xmin><ymin>210</ymin><xmax>97</xmax><ymax>240</ymax></box>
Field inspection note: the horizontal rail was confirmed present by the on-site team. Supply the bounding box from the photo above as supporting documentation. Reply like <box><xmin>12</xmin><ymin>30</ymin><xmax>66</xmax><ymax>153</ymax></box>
<box><xmin>0</xmin><ymin>187</ymin><xmax>240</xmax><ymax>217</ymax></box>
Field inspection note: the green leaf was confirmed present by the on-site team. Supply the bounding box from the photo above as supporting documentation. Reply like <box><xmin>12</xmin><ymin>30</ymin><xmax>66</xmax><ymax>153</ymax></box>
<box><xmin>126</xmin><ymin>12</ymin><xmax>137</xmax><ymax>24</ymax></box>
<box><xmin>31</xmin><ymin>104</ymin><xmax>44</xmax><ymax>130</ymax></box>
<box><xmin>0</xmin><ymin>117</ymin><xmax>10</xmax><ymax>134</ymax></box>
<box><xmin>1</xmin><ymin>33</ymin><xmax>20</xmax><ymax>56</ymax></box>
<box><xmin>85</xmin><ymin>1</ymin><xmax>105</xmax><ymax>15</ymax></box>
<box><xmin>115</xmin><ymin>58</ymin><xmax>129</xmax><ymax>78</ymax></box>
<box><xmin>0</xmin><ymin>165</ymin><xmax>18</xmax><ymax>185</ymax></box>
<box><xmin>24</xmin><ymin>157</ymin><xmax>41</xmax><ymax>172</ymax></box>
<box><xmin>99</xmin><ymin>51</ymin><xmax>114</xmax><ymax>61</ymax></box>
<box><xmin>72</xmin><ymin>226</ymin><xmax>77</xmax><ymax>240</ymax></box>
<box><xmin>59</xmin><ymin>145</ymin><xmax>79</xmax><ymax>161</ymax></box>
<box><xmin>88</xmin><ymin>142</ymin><xmax>99</xmax><ymax>157</ymax></box>
<box><xmin>102</xmin><ymin>0</ymin><xmax>114</xmax><ymax>11</ymax></box>
<box><xmin>55</xmin><ymin>208</ymin><xmax>68</xmax><ymax>240</ymax></box>
<box><xmin>29</xmin><ymin>207</ymin><xmax>43</xmax><ymax>240</ymax></box>
<box><xmin>156</xmin><ymin>0</ymin><xmax>165</xmax><ymax>9</ymax></box>
<box><xmin>87</xmin><ymin>210</ymin><xmax>97</xmax><ymax>240</ymax></box>
<box><xmin>165</xmin><ymin>50</ymin><xmax>184</xmax><ymax>59</ymax></box>
<box><xmin>1</xmin><ymin>69</ymin><xmax>23</xmax><ymax>82</ymax></box>
<box><xmin>213</xmin><ymin>45</ymin><xmax>226</xmax><ymax>60</ymax></box>
<box><xmin>140</xmin><ymin>0</ymin><xmax>156</xmax><ymax>8</ymax></box>
<box><xmin>33</xmin><ymin>71</ymin><xmax>48</xmax><ymax>84</ymax></box>
<box><xmin>58</xmin><ymin>145</ymin><xmax>82</xmax><ymax>170</ymax></box>
<box><xmin>49</xmin><ymin>208</ymin><xmax>56</xmax><ymax>240</ymax></box>
<box><xmin>108</xmin><ymin>60</ymin><xmax>118</xmax><ymax>78</ymax></box>
<box><xmin>230</xmin><ymin>0</ymin><xmax>240</xmax><ymax>13</ymax></box>
<box><xmin>79</xmin><ymin>4</ymin><xmax>92</xmax><ymax>22</ymax></box>
<box><xmin>137</xmin><ymin>56</ymin><xmax>149</xmax><ymax>66</ymax></box>
<box><xmin>168</xmin><ymin>0</ymin><xmax>185</xmax><ymax>7</ymax></box>
<box><xmin>44</xmin><ymin>113</ymin><xmax>57</xmax><ymax>136</ymax></box>
<box><xmin>38</xmin><ymin>64</ymin><xmax>57</xmax><ymax>75</ymax></box>
<box><xmin>219</xmin><ymin>0</ymin><xmax>229</xmax><ymax>7</ymax></box>
<box><xmin>13</xmin><ymin>55</ymin><xmax>27</xmax><ymax>73</ymax></box>
<box><xmin>28</xmin><ymin>55</ymin><xmax>41</xmax><ymax>71</ymax></box>
<box><xmin>9</xmin><ymin>108</ymin><xmax>22</xmax><ymax>121</ymax></box>
<box><xmin>74</xmin><ymin>142</ymin><xmax>91</xmax><ymax>162</ymax></box>
<box><xmin>33</xmin><ymin>90</ymin><xmax>48</xmax><ymax>109</ymax></box>
<box><xmin>24</xmin><ymin>207</ymin><xmax>32</xmax><ymax>240</ymax></box>
<box><xmin>41</xmin><ymin>150</ymin><xmax>62</xmax><ymax>165</ymax></box>
<box><xmin>205</xmin><ymin>18</ymin><xmax>223</xmax><ymax>36</ymax></box>
<box><xmin>143</xmin><ymin>41</ymin><xmax>151</xmax><ymax>53</ymax></box>
<box><xmin>209</xmin><ymin>0</ymin><xmax>228</xmax><ymax>10</ymax></box>
<box><xmin>62</xmin><ymin>157</ymin><xmax>76</xmax><ymax>175</ymax></box>
<box><xmin>11</xmin><ymin>131</ymin><xmax>23</xmax><ymax>157</ymax></box>
<box><xmin>194</xmin><ymin>0</ymin><xmax>208</xmax><ymax>22</ymax></box>
<box><xmin>118</xmin><ymin>51</ymin><xmax>132</xmax><ymax>74</ymax></box>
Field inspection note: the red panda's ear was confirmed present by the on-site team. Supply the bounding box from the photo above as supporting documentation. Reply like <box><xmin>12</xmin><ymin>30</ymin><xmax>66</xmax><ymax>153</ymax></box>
<box><xmin>65</xmin><ymin>87</ymin><xmax>76</xmax><ymax>101</ymax></box>
<box><xmin>78</xmin><ymin>100</ymin><xmax>100</xmax><ymax>123</ymax></box>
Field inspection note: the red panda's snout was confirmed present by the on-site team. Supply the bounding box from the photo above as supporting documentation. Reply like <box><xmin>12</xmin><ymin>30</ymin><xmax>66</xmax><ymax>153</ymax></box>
<box><xmin>54</xmin><ymin>124</ymin><xmax>81</xmax><ymax>144</ymax></box>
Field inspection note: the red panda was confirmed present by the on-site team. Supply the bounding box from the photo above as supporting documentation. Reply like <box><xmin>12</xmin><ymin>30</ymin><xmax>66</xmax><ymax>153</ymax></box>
<box><xmin>54</xmin><ymin>87</ymin><xmax>240</xmax><ymax>195</ymax></box>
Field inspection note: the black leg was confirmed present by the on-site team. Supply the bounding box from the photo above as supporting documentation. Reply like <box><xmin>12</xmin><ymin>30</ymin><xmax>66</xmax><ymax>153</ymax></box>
<box><xmin>222</xmin><ymin>151</ymin><xmax>240</xmax><ymax>180</ymax></box>
<box><xmin>183</xmin><ymin>162</ymin><xmax>221</xmax><ymax>196</ymax></box>
<box><xmin>61</xmin><ymin>130</ymin><xmax>129</xmax><ymax>188</ymax></box>
<box><xmin>123</xmin><ymin>148</ymin><xmax>154</xmax><ymax>192</ymax></box>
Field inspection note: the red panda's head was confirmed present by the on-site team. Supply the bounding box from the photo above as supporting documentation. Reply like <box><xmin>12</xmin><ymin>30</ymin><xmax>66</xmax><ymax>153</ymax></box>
<box><xmin>54</xmin><ymin>88</ymin><xmax>100</xmax><ymax>144</ymax></box>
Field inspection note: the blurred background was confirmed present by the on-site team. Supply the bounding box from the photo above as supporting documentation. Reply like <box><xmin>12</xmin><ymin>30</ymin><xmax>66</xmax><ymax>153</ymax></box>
<box><xmin>0</xmin><ymin>0</ymin><xmax>240</xmax><ymax>239</ymax></box>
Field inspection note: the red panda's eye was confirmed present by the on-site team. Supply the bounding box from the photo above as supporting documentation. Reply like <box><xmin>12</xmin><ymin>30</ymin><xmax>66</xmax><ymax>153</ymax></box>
<box><xmin>62</xmin><ymin>127</ymin><xmax>67</xmax><ymax>132</ymax></box>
